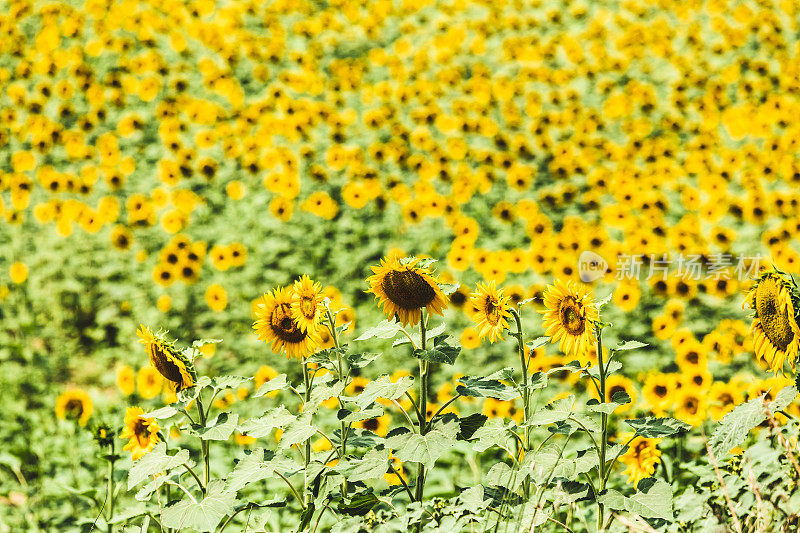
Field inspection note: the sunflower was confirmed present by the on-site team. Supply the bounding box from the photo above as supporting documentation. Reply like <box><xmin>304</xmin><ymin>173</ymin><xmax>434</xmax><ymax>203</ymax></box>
<box><xmin>253</xmin><ymin>286</ymin><xmax>319</xmax><ymax>359</ymax></box>
<box><xmin>619</xmin><ymin>435</ymin><xmax>662</xmax><ymax>486</ymax></box>
<box><xmin>55</xmin><ymin>389</ymin><xmax>93</xmax><ymax>426</ymax></box>
<box><xmin>541</xmin><ymin>279</ymin><xmax>599</xmax><ymax>357</ymax></box>
<box><xmin>137</xmin><ymin>365</ymin><xmax>163</xmax><ymax>399</ymax></box>
<box><xmin>136</xmin><ymin>326</ymin><xmax>196</xmax><ymax>391</ymax></box>
<box><xmin>355</xmin><ymin>414</ymin><xmax>391</xmax><ymax>437</ymax></box>
<box><xmin>120</xmin><ymin>407</ymin><xmax>160</xmax><ymax>460</ymax></box>
<box><xmin>290</xmin><ymin>275</ymin><xmax>324</xmax><ymax>332</ymax></box>
<box><xmin>469</xmin><ymin>281</ymin><xmax>510</xmax><ymax>343</ymax></box>
<box><xmin>366</xmin><ymin>256</ymin><xmax>448</xmax><ymax>326</ymax></box>
<box><xmin>642</xmin><ymin>373</ymin><xmax>676</xmax><ymax>416</ymax></box>
<box><xmin>743</xmin><ymin>271</ymin><xmax>800</xmax><ymax>374</ymax></box>
<box><xmin>708</xmin><ymin>381</ymin><xmax>744</xmax><ymax>422</ymax></box>
<box><xmin>116</xmin><ymin>365</ymin><xmax>135</xmax><ymax>396</ymax></box>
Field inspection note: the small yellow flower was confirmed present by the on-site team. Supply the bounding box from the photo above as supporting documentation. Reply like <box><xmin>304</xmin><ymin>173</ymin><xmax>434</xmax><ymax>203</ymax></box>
<box><xmin>9</xmin><ymin>262</ymin><xmax>28</xmax><ymax>284</ymax></box>
<box><xmin>116</xmin><ymin>365</ymin><xmax>135</xmax><ymax>396</ymax></box>
<box><xmin>120</xmin><ymin>407</ymin><xmax>160</xmax><ymax>460</ymax></box>
<box><xmin>619</xmin><ymin>435</ymin><xmax>662</xmax><ymax>486</ymax></box>
<box><xmin>205</xmin><ymin>283</ymin><xmax>228</xmax><ymax>312</ymax></box>
<box><xmin>55</xmin><ymin>389</ymin><xmax>93</xmax><ymax>426</ymax></box>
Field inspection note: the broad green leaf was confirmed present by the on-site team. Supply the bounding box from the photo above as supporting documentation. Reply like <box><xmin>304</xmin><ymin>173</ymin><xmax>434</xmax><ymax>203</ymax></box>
<box><xmin>771</xmin><ymin>385</ymin><xmax>798</xmax><ymax>411</ymax></box>
<box><xmin>307</xmin><ymin>347</ymin><xmax>346</xmax><ymax>370</ymax></box>
<box><xmin>587</xmin><ymin>391</ymin><xmax>631</xmax><ymax>415</ymax></box>
<box><xmin>530</xmin><ymin>396</ymin><xmax>575</xmax><ymax>425</ymax></box>
<box><xmin>626</xmin><ymin>417</ymin><xmax>690</xmax><ymax>438</ymax></box>
<box><xmin>393</xmin><ymin>322</ymin><xmax>446</xmax><ymax>347</ymax></box>
<box><xmin>355</xmin><ymin>319</ymin><xmax>403</xmax><ymax>341</ymax></box>
<box><xmin>140</xmin><ymin>405</ymin><xmax>178</xmax><ymax>420</ymax></box>
<box><xmin>585</xmin><ymin>360</ymin><xmax>622</xmax><ymax>380</ymax></box>
<box><xmin>471</xmin><ymin>418</ymin><xmax>513</xmax><ymax>452</ymax></box>
<box><xmin>353</xmin><ymin>374</ymin><xmax>414</xmax><ymax>409</ymax></box>
<box><xmin>278</xmin><ymin>412</ymin><xmax>317</xmax><ymax>450</ymax></box>
<box><xmin>485</xmin><ymin>462</ymin><xmax>520</xmax><ymax>490</ymax></box>
<box><xmin>161</xmin><ymin>480</ymin><xmax>235</xmax><ymax>532</ymax></box>
<box><xmin>187</xmin><ymin>412</ymin><xmax>238</xmax><ymax>441</ymax></box>
<box><xmin>253</xmin><ymin>374</ymin><xmax>288</xmax><ymax>397</ymax></box>
<box><xmin>335</xmin><ymin>448</ymin><xmax>389</xmax><ymax>482</ymax></box>
<box><xmin>438</xmin><ymin>282</ymin><xmax>460</xmax><ymax>296</ymax></box>
<box><xmin>525</xmin><ymin>336</ymin><xmax>550</xmax><ymax>350</ymax></box>
<box><xmin>337</xmin><ymin>492</ymin><xmax>380</xmax><ymax>516</ymax></box>
<box><xmin>456</xmin><ymin>373</ymin><xmax>519</xmax><ymax>401</ymax></box>
<box><xmin>458</xmin><ymin>413</ymin><xmax>488</xmax><ymax>440</ymax></box>
<box><xmin>308</xmin><ymin>379</ymin><xmax>346</xmax><ymax>410</ymax></box>
<box><xmin>412</xmin><ymin>334</ymin><xmax>461</xmax><ymax>365</ymax></box>
<box><xmin>386</xmin><ymin>419</ymin><xmax>459</xmax><ymax>469</ymax></box>
<box><xmin>710</xmin><ymin>394</ymin><xmax>771</xmax><ymax>456</ymax></box>
<box><xmin>596</xmin><ymin>292</ymin><xmax>613</xmax><ymax>309</ymax></box>
<box><xmin>597</xmin><ymin>489</ymin><xmax>626</xmax><ymax>511</ymax></box>
<box><xmin>338</xmin><ymin>405</ymin><xmax>384</xmax><ymax>423</ymax></box>
<box><xmin>192</xmin><ymin>338</ymin><xmax>223</xmax><ymax>349</ymax></box>
<box><xmin>224</xmin><ymin>448</ymin><xmax>297</xmax><ymax>493</ymax></box>
<box><xmin>210</xmin><ymin>376</ymin><xmax>250</xmax><ymax>391</ymax></box>
<box><xmin>237</xmin><ymin>407</ymin><xmax>295</xmax><ymax>438</ymax></box>
<box><xmin>526</xmin><ymin>444</ymin><xmax>577</xmax><ymax>484</ymax></box>
<box><xmin>613</xmin><ymin>340</ymin><xmax>648</xmax><ymax>351</ymax></box>
<box><xmin>346</xmin><ymin>351</ymin><xmax>382</xmax><ymax>368</ymax></box>
<box><xmin>625</xmin><ymin>479</ymin><xmax>673</xmax><ymax>520</ymax></box>
<box><xmin>128</xmin><ymin>443</ymin><xmax>191</xmax><ymax>489</ymax></box>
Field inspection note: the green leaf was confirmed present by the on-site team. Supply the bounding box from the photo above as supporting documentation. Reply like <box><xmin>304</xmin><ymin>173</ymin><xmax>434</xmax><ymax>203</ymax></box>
<box><xmin>710</xmin><ymin>394</ymin><xmax>771</xmax><ymax>456</ymax></box>
<box><xmin>393</xmin><ymin>322</ymin><xmax>446</xmax><ymax>347</ymax></box>
<box><xmin>485</xmin><ymin>462</ymin><xmax>520</xmax><ymax>490</ymax></box>
<box><xmin>585</xmin><ymin>361</ymin><xmax>622</xmax><ymax>380</ymax></box>
<box><xmin>307</xmin><ymin>347</ymin><xmax>346</xmax><ymax>371</ymax></box>
<box><xmin>412</xmin><ymin>334</ymin><xmax>461</xmax><ymax>365</ymax></box>
<box><xmin>626</xmin><ymin>417</ymin><xmax>690</xmax><ymax>438</ymax></box>
<box><xmin>525</xmin><ymin>336</ymin><xmax>550</xmax><ymax>350</ymax></box>
<box><xmin>456</xmin><ymin>372</ymin><xmax>520</xmax><ymax>401</ymax></box>
<box><xmin>346</xmin><ymin>351</ymin><xmax>382</xmax><ymax>368</ymax></box>
<box><xmin>587</xmin><ymin>391</ymin><xmax>631</xmax><ymax>415</ymax></box>
<box><xmin>237</xmin><ymin>407</ymin><xmax>295</xmax><ymax>438</ymax></box>
<box><xmin>530</xmin><ymin>396</ymin><xmax>575</xmax><ymax>425</ymax></box>
<box><xmin>225</xmin><ymin>448</ymin><xmax>297</xmax><ymax>493</ymax></box>
<box><xmin>355</xmin><ymin>319</ymin><xmax>403</xmax><ymax>341</ymax></box>
<box><xmin>613</xmin><ymin>340</ymin><xmax>648</xmax><ymax>352</ymax></box>
<box><xmin>338</xmin><ymin>492</ymin><xmax>380</xmax><ymax>516</ymax></box>
<box><xmin>253</xmin><ymin>374</ymin><xmax>288</xmax><ymax>397</ymax></box>
<box><xmin>470</xmin><ymin>418</ymin><xmax>512</xmax><ymax>452</ymax></box>
<box><xmin>438</xmin><ymin>282</ymin><xmax>460</xmax><ymax>296</ymax></box>
<box><xmin>596</xmin><ymin>292</ymin><xmax>613</xmax><ymax>309</ymax></box>
<box><xmin>161</xmin><ymin>480</ymin><xmax>235</xmax><ymax>532</ymax></box>
<box><xmin>140</xmin><ymin>405</ymin><xmax>178</xmax><ymax>420</ymax></box>
<box><xmin>386</xmin><ymin>419</ymin><xmax>459</xmax><ymax>469</ymax></box>
<box><xmin>625</xmin><ymin>479</ymin><xmax>673</xmax><ymax>521</ymax></box>
<box><xmin>597</xmin><ymin>489</ymin><xmax>626</xmax><ymax>511</ymax></box>
<box><xmin>308</xmin><ymin>378</ymin><xmax>346</xmax><ymax>411</ymax></box>
<box><xmin>128</xmin><ymin>443</ymin><xmax>192</xmax><ymax>489</ymax></box>
<box><xmin>210</xmin><ymin>376</ymin><xmax>250</xmax><ymax>391</ymax></box>
<box><xmin>187</xmin><ymin>412</ymin><xmax>238</xmax><ymax>441</ymax></box>
<box><xmin>771</xmin><ymin>385</ymin><xmax>798</xmax><ymax>411</ymax></box>
<box><xmin>192</xmin><ymin>338</ymin><xmax>223</xmax><ymax>349</ymax></box>
<box><xmin>338</xmin><ymin>405</ymin><xmax>384</xmax><ymax>423</ymax></box>
<box><xmin>353</xmin><ymin>374</ymin><xmax>414</xmax><ymax>409</ymax></box>
<box><xmin>458</xmin><ymin>413</ymin><xmax>488</xmax><ymax>440</ymax></box>
<box><xmin>335</xmin><ymin>448</ymin><xmax>390</xmax><ymax>482</ymax></box>
<box><xmin>278</xmin><ymin>412</ymin><xmax>317</xmax><ymax>450</ymax></box>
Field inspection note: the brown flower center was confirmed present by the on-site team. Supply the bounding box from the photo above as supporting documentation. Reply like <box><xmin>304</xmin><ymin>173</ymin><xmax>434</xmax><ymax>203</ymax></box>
<box><xmin>133</xmin><ymin>419</ymin><xmax>151</xmax><ymax>447</ymax></box>
<box><xmin>65</xmin><ymin>399</ymin><xmax>83</xmax><ymax>419</ymax></box>
<box><xmin>271</xmin><ymin>303</ymin><xmax>307</xmax><ymax>343</ymax></box>
<box><xmin>382</xmin><ymin>268</ymin><xmax>436</xmax><ymax>310</ymax></box>
<box><xmin>558</xmin><ymin>297</ymin><xmax>585</xmax><ymax>336</ymax></box>
<box><xmin>362</xmin><ymin>418</ymin><xmax>379</xmax><ymax>431</ymax></box>
<box><xmin>654</xmin><ymin>385</ymin><xmax>667</xmax><ymax>397</ymax></box>
<box><xmin>756</xmin><ymin>277</ymin><xmax>795</xmax><ymax>351</ymax></box>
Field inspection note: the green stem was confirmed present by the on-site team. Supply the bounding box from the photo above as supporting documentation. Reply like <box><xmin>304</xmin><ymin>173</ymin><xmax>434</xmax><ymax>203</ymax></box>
<box><xmin>415</xmin><ymin>313</ymin><xmax>428</xmax><ymax>505</ymax></box>
<box><xmin>326</xmin><ymin>307</ymin><xmax>349</xmax><ymax>500</ymax></box>
<box><xmin>595</xmin><ymin>324</ymin><xmax>607</xmax><ymax>533</ymax></box>
<box><xmin>197</xmin><ymin>397</ymin><xmax>210</xmax><ymax>489</ymax></box>
<box><xmin>302</xmin><ymin>360</ymin><xmax>312</xmax><ymax>506</ymax></box>
<box><xmin>106</xmin><ymin>443</ymin><xmax>115</xmax><ymax>533</ymax></box>
<box><xmin>510</xmin><ymin>307</ymin><xmax>531</xmax><ymax>498</ymax></box>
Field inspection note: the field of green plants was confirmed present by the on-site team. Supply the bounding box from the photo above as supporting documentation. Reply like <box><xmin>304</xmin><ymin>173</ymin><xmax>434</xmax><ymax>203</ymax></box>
<box><xmin>2</xmin><ymin>0</ymin><xmax>800</xmax><ymax>531</ymax></box>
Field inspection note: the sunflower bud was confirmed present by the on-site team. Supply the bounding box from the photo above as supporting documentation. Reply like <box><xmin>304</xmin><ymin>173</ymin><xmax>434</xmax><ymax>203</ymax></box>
<box><xmin>136</xmin><ymin>326</ymin><xmax>197</xmax><ymax>391</ymax></box>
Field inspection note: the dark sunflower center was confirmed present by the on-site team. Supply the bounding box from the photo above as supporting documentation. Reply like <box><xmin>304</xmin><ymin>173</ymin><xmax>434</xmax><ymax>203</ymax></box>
<box><xmin>149</xmin><ymin>344</ymin><xmax>184</xmax><ymax>383</ymax></box>
<box><xmin>363</xmin><ymin>418</ymin><xmax>379</xmax><ymax>431</ymax></box>
<box><xmin>686</xmin><ymin>351</ymin><xmax>699</xmax><ymax>364</ymax></box>
<box><xmin>484</xmin><ymin>297</ymin><xmax>502</xmax><ymax>325</ymax></box>
<box><xmin>609</xmin><ymin>385</ymin><xmax>625</xmax><ymax>398</ymax></box>
<box><xmin>756</xmin><ymin>277</ymin><xmax>795</xmax><ymax>351</ymax></box>
<box><xmin>382</xmin><ymin>269</ymin><xmax>436</xmax><ymax>310</ymax></box>
<box><xmin>654</xmin><ymin>385</ymin><xmax>667</xmax><ymax>397</ymax></box>
<box><xmin>271</xmin><ymin>304</ymin><xmax>307</xmax><ymax>343</ymax></box>
<box><xmin>133</xmin><ymin>420</ymin><xmax>150</xmax><ymax>447</ymax></box>
<box><xmin>719</xmin><ymin>393</ymin><xmax>733</xmax><ymax>404</ymax></box>
<box><xmin>685</xmin><ymin>397</ymin><xmax>698</xmax><ymax>414</ymax></box>
<box><xmin>559</xmin><ymin>298</ymin><xmax>585</xmax><ymax>335</ymax></box>
<box><xmin>635</xmin><ymin>441</ymin><xmax>648</xmax><ymax>455</ymax></box>
<box><xmin>65</xmin><ymin>399</ymin><xmax>83</xmax><ymax>419</ymax></box>
<box><xmin>300</xmin><ymin>298</ymin><xmax>315</xmax><ymax>317</ymax></box>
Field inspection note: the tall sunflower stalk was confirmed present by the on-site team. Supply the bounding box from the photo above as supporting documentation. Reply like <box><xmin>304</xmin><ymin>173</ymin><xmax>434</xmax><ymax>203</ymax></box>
<box><xmin>322</xmin><ymin>301</ymin><xmax>349</xmax><ymax>499</ymax></box>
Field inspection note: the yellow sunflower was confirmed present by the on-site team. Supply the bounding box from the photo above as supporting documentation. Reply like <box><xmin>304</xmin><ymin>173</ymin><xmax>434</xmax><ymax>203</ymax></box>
<box><xmin>120</xmin><ymin>406</ymin><xmax>160</xmax><ymax>460</ymax></box>
<box><xmin>540</xmin><ymin>279</ymin><xmax>599</xmax><ymax>357</ymax></box>
<box><xmin>619</xmin><ymin>435</ymin><xmax>662</xmax><ymax>486</ymax></box>
<box><xmin>55</xmin><ymin>388</ymin><xmax>93</xmax><ymax>426</ymax></box>
<box><xmin>136</xmin><ymin>325</ymin><xmax>197</xmax><ymax>391</ymax></box>
<box><xmin>366</xmin><ymin>256</ymin><xmax>448</xmax><ymax>326</ymax></box>
<box><xmin>744</xmin><ymin>271</ymin><xmax>800</xmax><ymax>374</ymax></box>
<box><xmin>253</xmin><ymin>286</ymin><xmax>319</xmax><ymax>359</ymax></box>
<box><xmin>469</xmin><ymin>281</ymin><xmax>510</xmax><ymax>343</ymax></box>
<box><xmin>116</xmin><ymin>365</ymin><xmax>135</xmax><ymax>396</ymax></box>
<box><xmin>290</xmin><ymin>275</ymin><xmax>325</xmax><ymax>332</ymax></box>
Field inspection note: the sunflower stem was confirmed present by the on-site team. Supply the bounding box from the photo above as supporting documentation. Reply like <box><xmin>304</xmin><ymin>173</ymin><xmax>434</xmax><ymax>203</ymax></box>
<box><xmin>302</xmin><ymin>359</ymin><xmax>312</xmax><ymax>506</ymax></box>
<box><xmin>595</xmin><ymin>324</ymin><xmax>607</xmax><ymax>533</ymax></box>
<box><xmin>325</xmin><ymin>307</ymin><xmax>349</xmax><ymax>500</ymax></box>
<box><xmin>196</xmin><ymin>396</ymin><xmax>210</xmax><ymax>488</ymax></box>
<box><xmin>106</xmin><ymin>441</ymin><xmax>115</xmax><ymax>533</ymax></box>
<box><xmin>510</xmin><ymin>307</ymin><xmax>531</xmax><ymax>499</ymax></box>
<box><xmin>415</xmin><ymin>313</ymin><xmax>428</xmax><ymax>511</ymax></box>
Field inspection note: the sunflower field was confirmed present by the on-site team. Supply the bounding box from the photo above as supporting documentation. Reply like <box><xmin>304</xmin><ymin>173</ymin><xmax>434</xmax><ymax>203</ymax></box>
<box><xmin>4</xmin><ymin>0</ymin><xmax>800</xmax><ymax>531</ymax></box>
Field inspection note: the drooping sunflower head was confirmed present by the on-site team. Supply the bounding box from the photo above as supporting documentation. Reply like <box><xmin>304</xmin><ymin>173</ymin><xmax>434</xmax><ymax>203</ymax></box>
<box><xmin>469</xmin><ymin>281</ymin><xmax>510</xmax><ymax>343</ymax></box>
<box><xmin>290</xmin><ymin>275</ymin><xmax>325</xmax><ymax>332</ymax></box>
<box><xmin>136</xmin><ymin>326</ymin><xmax>197</xmax><ymax>391</ymax></box>
<box><xmin>366</xmin><ymin>256</ymin><xmax>448</xmax><ymax>326</ymax></box>
<box><xmin>120</xmin><ymin>406</ymin><xmax>160</xmax><ymax>461</ymax></box>
<box><xmin>540</xmin><ymin>279</ymin><xmax>599</xmax><ymax>357</ymax></box>
<box><xmin>55</xmin><ymin>389</ymin><xmax>93</xmax><ymax>426</ymax></box>
<box><xmin>744</xmin><ymin>271</ymin><xmax>800</xmax><ymax>374</ymax></box>
<box><xmin>253</xmin><ymin>286</ymin><xmax>320</xmax><ymax>359</ymax></box>
<box><xmin>619</xmin><ymin>435</ymin><xmax>662</xmax><ymax>486</ymax></box>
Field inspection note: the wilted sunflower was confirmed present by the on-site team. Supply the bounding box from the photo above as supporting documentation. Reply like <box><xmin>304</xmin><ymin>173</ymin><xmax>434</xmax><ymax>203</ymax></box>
<box><xmin>290</xmin><ymin>275</ymin><xmax>325</xmax><ymax>332</ymax></box>
<box><xmin>744</xmin><ymin>271</ymin><xmax>800</xmax><ymax>373</ymax></box>
<box><xmin>136</xmin><ymin>326</ymin><xmax>196</xmax><ymax>391</ymax></box>
<box><xmin>619</xmin><ymin>435</ymin><xmax>662</xmax><ymax>486</ymax></box>
<box><xmin>469</xmin><ymin>281</ymin><xmax>510</xmax><ymax>343</ymax></box>
<box><xmin>366</xmin><ymin>256</ymin><xmax>448</xmax><ymax>326</ymax></box>
<box><xmin>120</xmin><ymin>406</ymin><xmax>160</xmax><ymax>460</ymax></box>
<box><xmin>253</xmin><ymin>286</ymin><xmax>319</xmax><ymax>359</ymax></box>
<box><xmin>55</xmin><ymin>389</ymin><xmax>93</xmax><ymax>426</ymax></box>
<box><xmin>540</xmin><ymin>279</ymin><xmax>599</xmax><ymax>357</ymax></box>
